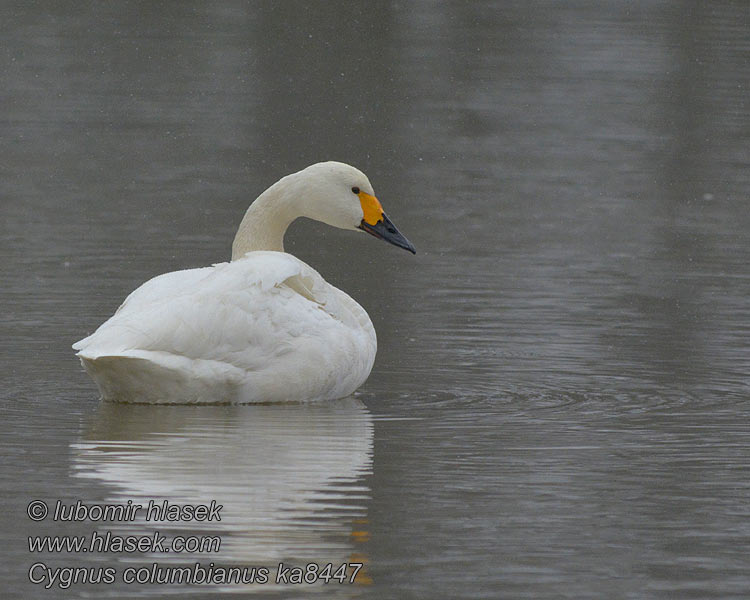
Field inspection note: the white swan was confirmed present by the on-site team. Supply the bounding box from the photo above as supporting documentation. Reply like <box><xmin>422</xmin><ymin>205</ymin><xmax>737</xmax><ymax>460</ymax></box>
<box><xmin>73</xmin><ymin>161</ymin><xmax>415</xmax><ymax>403</ymax></box>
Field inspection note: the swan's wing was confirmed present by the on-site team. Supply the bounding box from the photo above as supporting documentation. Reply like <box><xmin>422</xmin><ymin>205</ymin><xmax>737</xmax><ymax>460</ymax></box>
<box><xmin>113</xmin><ymin>266</ymin><xmax>216</xmax><ymax>316</ymax></box>
<box><xmin>72</xmin><ymin>266</ymin><xmax>215</xmax><ymax>351</ymax></box>
<box><xmin>73</xmin><ymin>252</ymin><xmax>370</xmax><ymax>370</ymax></box>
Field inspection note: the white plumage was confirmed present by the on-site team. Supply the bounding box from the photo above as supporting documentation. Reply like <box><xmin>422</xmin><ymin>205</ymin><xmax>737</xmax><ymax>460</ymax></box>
<box><xmin>73</xmin><ymin>162</ymin><xmax>415</xmax><ymax>403</ymax></box>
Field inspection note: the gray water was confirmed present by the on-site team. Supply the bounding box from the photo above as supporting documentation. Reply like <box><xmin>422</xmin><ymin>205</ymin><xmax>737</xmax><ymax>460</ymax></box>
<box><xmin>2</xmin><ymin>1</ymin><xmax>749</xmax><ymax>598</ymax></box>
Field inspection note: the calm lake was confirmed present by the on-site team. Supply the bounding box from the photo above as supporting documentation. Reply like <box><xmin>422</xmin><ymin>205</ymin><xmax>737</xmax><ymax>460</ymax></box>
<box><xmin>2</xmin><ymin>1</ymin><xmax>749</xmax><ymax>598</ymax></box>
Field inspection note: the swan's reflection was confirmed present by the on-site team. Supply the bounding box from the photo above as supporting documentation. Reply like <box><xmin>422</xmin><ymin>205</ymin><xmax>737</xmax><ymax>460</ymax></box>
<box><xmin>71</xmin><ymin>398</ymin><xmax>373</xmax><ymax>589</ymax></box>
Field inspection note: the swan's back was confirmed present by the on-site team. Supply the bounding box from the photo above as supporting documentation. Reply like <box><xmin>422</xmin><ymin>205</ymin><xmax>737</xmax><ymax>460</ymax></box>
<box><xmin>74</xmin><ymin>252</ymin><xmax>376</xmax><ymax>403</ymax></box>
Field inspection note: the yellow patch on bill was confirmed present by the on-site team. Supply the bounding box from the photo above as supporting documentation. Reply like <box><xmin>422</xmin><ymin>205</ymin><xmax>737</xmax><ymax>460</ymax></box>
<box><xmin>359</xmin><ymin>192</ymin><xmax>383</xmax><ymax>226</ymax></box>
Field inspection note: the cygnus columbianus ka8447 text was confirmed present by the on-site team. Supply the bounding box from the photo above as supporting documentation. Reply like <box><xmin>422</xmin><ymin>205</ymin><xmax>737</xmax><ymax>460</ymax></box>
<box><xmin>73</xmin><ymin>162</ymin><xmax>415</xmax><ymax>403</ymax></box>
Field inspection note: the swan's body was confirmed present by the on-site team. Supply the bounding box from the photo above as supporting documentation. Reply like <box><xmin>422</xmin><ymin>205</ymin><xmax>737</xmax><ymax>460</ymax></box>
<box><xmin>74</xmin><ymin>162</ymin><xmax>415</xmax><ymax>403</ymax></box>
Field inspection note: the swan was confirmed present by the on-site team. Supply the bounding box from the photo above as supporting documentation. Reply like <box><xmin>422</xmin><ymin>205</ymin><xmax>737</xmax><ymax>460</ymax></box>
<box><xmin>73</xmin><ymin>161</ymin><xmax>415</xmax><ymax>404</ymax></box>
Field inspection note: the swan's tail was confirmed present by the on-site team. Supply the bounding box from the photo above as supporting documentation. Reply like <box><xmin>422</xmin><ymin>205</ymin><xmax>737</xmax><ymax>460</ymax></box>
<box><xmin>76</xmin><ymin>351</ymin><xmax>243</xmax><ymax>404</ymax></box>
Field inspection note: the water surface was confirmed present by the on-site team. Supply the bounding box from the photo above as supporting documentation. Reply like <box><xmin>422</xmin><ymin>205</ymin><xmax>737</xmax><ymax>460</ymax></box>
<box><xmin>2</xmin><ymin>1</ymin><xmax>749</xmax><ymax>598</ymax></box>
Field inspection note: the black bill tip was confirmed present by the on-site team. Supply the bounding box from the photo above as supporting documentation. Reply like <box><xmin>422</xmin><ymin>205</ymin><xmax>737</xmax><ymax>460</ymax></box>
<box><xmin>358</xmin><ymin>212</ymin><xmax>416</xmax><ymax>254</ymax></box>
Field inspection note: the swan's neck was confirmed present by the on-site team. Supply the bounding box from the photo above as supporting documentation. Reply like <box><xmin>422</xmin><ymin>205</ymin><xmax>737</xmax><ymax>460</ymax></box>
<box><xmin>231</xmin><ymin>175</ymin><xmax>302</xmax><ymax>259</ymax></box>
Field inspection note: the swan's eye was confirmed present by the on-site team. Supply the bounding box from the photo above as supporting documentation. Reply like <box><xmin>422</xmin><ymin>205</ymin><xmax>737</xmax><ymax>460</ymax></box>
<box><xmin>351</xmin><ymin>186</ymin><xmax>360</xmax><ymax>194</ymax></box>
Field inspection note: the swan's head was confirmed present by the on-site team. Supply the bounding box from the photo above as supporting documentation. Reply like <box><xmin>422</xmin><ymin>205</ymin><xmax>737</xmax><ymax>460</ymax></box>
<box><xmin>295</xmin><ymin>161</ymin><xmax>416</xmax><ymax>254</ymax></box>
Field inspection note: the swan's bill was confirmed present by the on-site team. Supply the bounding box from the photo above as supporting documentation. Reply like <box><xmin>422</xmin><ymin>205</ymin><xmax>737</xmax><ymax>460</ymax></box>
<box><xmin>358</xmin><ymin>212</ymin><xmax>416</xmax><ymax>254</ymax></box>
